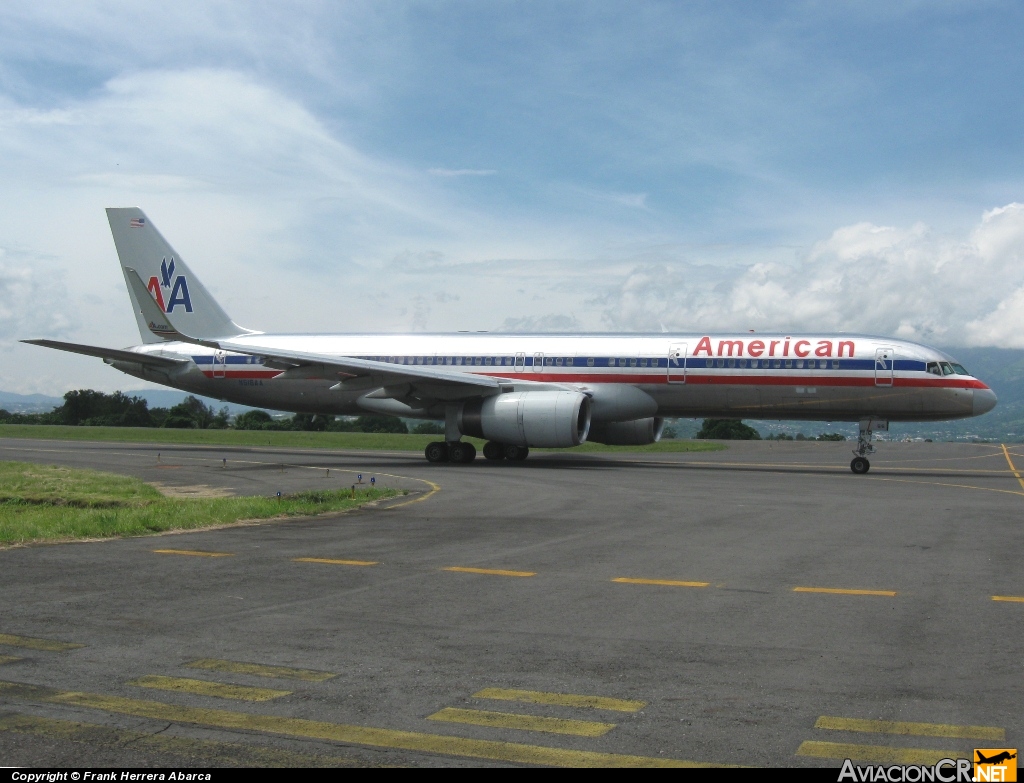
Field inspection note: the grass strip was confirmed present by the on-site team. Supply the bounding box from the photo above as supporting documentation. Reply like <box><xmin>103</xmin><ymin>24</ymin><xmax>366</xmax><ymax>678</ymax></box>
<box><xmin>0</xmin><ymin>424</ymin><xmax>725</xmax><ymax>453</ymax></box>
<box><xmin>0</xmin><ymin>461</ymin><xmax>399</xmax><ymax>546</ymax></box>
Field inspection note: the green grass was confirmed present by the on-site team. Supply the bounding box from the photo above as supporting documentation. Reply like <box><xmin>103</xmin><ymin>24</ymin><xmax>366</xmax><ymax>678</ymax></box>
<box><xmin>0</xmin><ymin>461</ymin><xmax>401</xmax><ymax>546</ymax></box>
<box><xmin>0</xmin><ymin>424</ymin><xmax>724</xmax><ymax>453</ymax></box>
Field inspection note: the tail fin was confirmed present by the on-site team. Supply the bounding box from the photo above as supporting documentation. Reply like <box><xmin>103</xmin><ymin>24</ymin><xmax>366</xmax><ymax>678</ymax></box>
<box><xmin>106</xmin><ymin>207</ymin><xmax>254</xmax><ymax>341</ymax></box>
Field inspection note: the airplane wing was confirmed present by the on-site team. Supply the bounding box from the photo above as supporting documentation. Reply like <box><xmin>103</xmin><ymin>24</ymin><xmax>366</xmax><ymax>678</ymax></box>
<box><xmin>124</xmin><ymin>268</ymin><xmax>525</xmax><ymax>400</ymax></box>
<box><xmin>219</xmin><ymin>338</ymin><xmax>504</xmax><ymax>392</ymax></box>
<box><xmin>21</xmin><ymin>339</ymin><xmax>188</xmax><ymax>368</ymax></box>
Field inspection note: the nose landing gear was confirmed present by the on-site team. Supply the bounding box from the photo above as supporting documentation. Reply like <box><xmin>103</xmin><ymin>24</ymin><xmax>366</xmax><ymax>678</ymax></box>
<box><xmin>851</xmin><ymin>419</ymin><xmax>888</xmax><ymax>474</ymax></box>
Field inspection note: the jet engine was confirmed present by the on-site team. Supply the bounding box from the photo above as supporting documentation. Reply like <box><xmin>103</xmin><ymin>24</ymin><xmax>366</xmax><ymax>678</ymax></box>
<box><xmin>587</xmin><ymin>417</ymin><xmax>665</xmax><ymax>446</ymax></box>
<box><xmin>459</xmin><ymin>391</ymin><xmax>591</xmax><ymax>448</ymax></box>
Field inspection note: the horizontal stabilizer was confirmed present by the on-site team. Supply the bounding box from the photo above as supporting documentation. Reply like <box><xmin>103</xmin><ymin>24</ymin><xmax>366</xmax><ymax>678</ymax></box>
<box><xmin>22</xmin><ymin>339</ymin><xmax>187</xmax><ymax>368</ymax></box>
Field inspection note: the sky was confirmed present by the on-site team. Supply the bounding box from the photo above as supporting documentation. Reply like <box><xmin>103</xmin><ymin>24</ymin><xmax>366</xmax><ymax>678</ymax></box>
<box><xmin>1</xmin><ymin>0</ymin><xmax>1024</xmax><ymax>394</ymax></box>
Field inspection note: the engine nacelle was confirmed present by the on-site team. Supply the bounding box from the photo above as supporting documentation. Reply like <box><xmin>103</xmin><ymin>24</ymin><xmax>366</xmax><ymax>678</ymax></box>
<box><xmin>459</xmin><ymin>391</ymin><xmax>591</xmax><ymax>448</ymax></box>
<box><xmin>587</xmin><ymin>417</ymin><xmax>664</xmax><ymax>446</ymax></box>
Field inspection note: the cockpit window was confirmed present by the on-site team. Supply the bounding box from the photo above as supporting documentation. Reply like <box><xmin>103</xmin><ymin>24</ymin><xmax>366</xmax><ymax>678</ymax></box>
<box><xmin>926</xmin><ymin>362</ymin><xmax>941</xmax><ymax>376</ymax></box>
<box><xmin>951</xmin><ymin>363</ymin><xmax>970</xmax><ymax>375</ymax></box>
<box><xmin>940</xmin><ymin>362</ymin><xmax>955</xmax><ymax>376</ymax></box>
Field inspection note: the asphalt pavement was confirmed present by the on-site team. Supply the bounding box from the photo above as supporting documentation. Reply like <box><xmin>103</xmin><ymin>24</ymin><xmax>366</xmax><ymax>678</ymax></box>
<box><xmin>0</xmin><ymin>437</ymin><xmax>1021</xmax><ymax>767</ymax></box>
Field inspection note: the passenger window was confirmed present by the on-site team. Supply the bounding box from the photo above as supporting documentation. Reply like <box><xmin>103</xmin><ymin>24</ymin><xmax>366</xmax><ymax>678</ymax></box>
<box><xmin>727</xmin><ymin>359</ymin><xmax>735</xmax><ymax>368</ymax></box>
<box><xmin>629</xmin><ymin>358</ymin><xmax>637</xmax><ymax>367</ymax></box>
<box><xmin>587</xmin><ymin>357</ymin><xmax>594</xmax><ymax>367</ymax></box>
<box><xmin>773</xmin><ymin>360</ymin><xmax>781</xmax><ymax>369</ymax></box>
<box><xmin>738</xmin><ymin>359</ymin><xmax>746</xmax><ymax>368</ymax></box>
<box><xmin>484</xmin><ymin>357</ymin><xmax>492</xmax><ymax>365</ymax></box>
<box><xmin>716</xmin><ymin>358</ymin><xmax>725</xmax><ymax>368</ymax></box>
<box><xmin>706</xmin><ymin>359</ymin><xmax>713</xmax><ymax>368</ymax></box>
<box><xmin>795</xmin><ymin>359</ymin><xmax>803</xmax><ymax>369</ymax></box>
<box><xmin>556</xmin><ymin>357</ymin><xmax>563</xmax><ymax>366</ymax></box>
<box><xmin>640</xmin><ymin>358</ymin><xmax>647</xmax><ymax>367</ymax></box>
<box><xmin>785</xmin><ymin>360</ymin><xmax>792</xmax><ymax>369</ymax></box>
<box><xmin>832</xmin><ymin>361</ymin><xmax>840</xmax><ymax>369</ymax></box>
<box><xmin>567</xmin><ymin>357</ymin><xmax>574</xmax><ymax>365</ymax></box>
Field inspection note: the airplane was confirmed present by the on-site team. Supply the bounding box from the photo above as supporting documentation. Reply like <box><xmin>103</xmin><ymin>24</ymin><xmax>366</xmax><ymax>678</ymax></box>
<box><xmin>24</xmin><ymin>208</ymin><xmax>997</xmax><ymax>473</ymax></box>
<box><xmin>976</xmin><ymin>751</ymin><xmax>1017</xmax><ymax>765</ymax></box>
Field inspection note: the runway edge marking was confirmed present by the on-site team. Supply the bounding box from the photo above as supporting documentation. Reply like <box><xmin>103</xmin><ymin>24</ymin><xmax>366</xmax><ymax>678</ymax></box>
<box><xmin>0</xmin><ymin>680</ymin><xmax>729</xmax><ymax>768</ymax></box>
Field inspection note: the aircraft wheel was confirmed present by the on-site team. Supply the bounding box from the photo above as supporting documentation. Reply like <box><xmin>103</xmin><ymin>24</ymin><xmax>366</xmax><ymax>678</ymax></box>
<box><xmin>425</xmin><ymin>442</ymin><xmax>449</xmax><ymax>463</ymax></box>
<box><xmin>448</xmin><ymin>441</ymin><xmax>476</xmax><ymax>463</ymax></box>
<box><xmin>483</xmin><ymin>441</ymin><xmax>505</xmax><ymax>461</ymax></box>
<box><xmin>505</xmin><ymin>444</ymin><xmax>529</xmax><ymax>461</ymax></box>
<box><xmin>850</xmin><ymin>456</ymin><xmax>870</xmax><ymax>475</ymax></box>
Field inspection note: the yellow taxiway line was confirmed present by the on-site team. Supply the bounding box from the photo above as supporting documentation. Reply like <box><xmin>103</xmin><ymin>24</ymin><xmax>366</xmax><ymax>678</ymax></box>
<box><xmin>186</xmin><ymin>659</ymin><xmax>336</xmax><ymax>682</ymax></box>
<box><xmin>293</xmin><ymin>557</ymin><xmax>379</xmax><ymax>567</ymax></box>
<box><xmin>991</xmin><ymin>595</ymin><xmax>1024</xmax><ymax>603</ymax></box>
<box><xmin>0</xmin><ymin>680</ymin><xmax>723</xmax><ymax>767</ymax></box>
<box><xmin>0</xmin><ymin>633</ymin><xmax>85</xmax><ymax>652</ymax></box>
<box><xmin>797</xmin><ymin>741</ymin><xmax>962</xmax><ymax>766</ymax></box>
<box><xmin>443</xmin><ymin>566</ymin><xmax>536</xmax><ymax>577</ymax></box>
<box><xmin>612</xmin><ymin>577</ymin><xmax>709</xmax><ymax>588</ymax></box>
<box><xmin>0</xmin><ymin>656</ymin><xmax>22</xmax><ymax>665</ymax></box>
<box><xmin>152</xmin><ymin>549</ymin><xmax>234</xmax><ymax>558</ymax></box>
<box><xmin>814</xmin><ymin>715</ymin><xmax>1004</xmax><ymax>740</ymax></box>
<box><xmin>793</xmin><ymin>587</ymin><xmax>897</xmax><ymax>597</ymax></box>
<box><xmin>473</xmin><ymin>688</ymin><xmax>645</xmax><ymax>713</ymax></box>
<box><xmin>427</xmin><ymin>707</ymin><xmax>616</xmax><ymax>737</ymax></box>
<box><xmin>129</xmin><ymin>675</ymin><xmax>291</xmax><ymax>702</ymax></box>
<box><xmin>1001</xmin><ymin>444</ymin><xmax>1024</xmax><ymax>492</ymax></box>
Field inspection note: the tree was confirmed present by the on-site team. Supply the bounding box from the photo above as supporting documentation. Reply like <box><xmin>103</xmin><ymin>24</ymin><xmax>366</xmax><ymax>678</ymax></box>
<box><xmin>325</xmin><ymin>415</ymin><xmax>408</xmax><ymax>433</ymax></box>
<box><xmin>291</xmin><ymin>413</ymin><xmax>333</xmax><ymax>431</ymax></box>
<box><xmin>355</xmin><ymin>415</ymin><xmax>408</xmax><ymax>434</ymax></box>
<box><xmin>696</xmin><ymin>419</ymin><xmax>762</xmax><ymax>440</ymax></box>
<box><xmin>234</xmin><ymin>410</ymin><xmax>274</xmax><ymax>430</ymax></box>
<box><xmin>164</xmin><ymin>396</ymin><xmax>219</xmax><ymax>429</ymax></box>
<box><xmin>56</xmin><ymin>389</ymin><xmax>153</xmax><ymax>427</ymax></box>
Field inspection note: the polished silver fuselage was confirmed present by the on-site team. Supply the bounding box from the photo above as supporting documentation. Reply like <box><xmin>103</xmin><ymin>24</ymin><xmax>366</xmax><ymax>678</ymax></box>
<box><xmin>109</xmin><ymin>332</ymin><xmax>996</xmax><ymax>423</ymax></box>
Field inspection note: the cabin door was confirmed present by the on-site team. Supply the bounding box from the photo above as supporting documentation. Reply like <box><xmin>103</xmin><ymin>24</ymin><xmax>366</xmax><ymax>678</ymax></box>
<box><xmin>874</xmin><ymin>347</ymin><xmax>894</xmax><ymax>387</ymax></box>
<box><xmin>668</xmin><ymin>343</ymin><xmax>687</xmax><ymax>384</ymax></box>
<box><xmin>213</xmin><ymin>351</ymin><xmax>227</xmax><ymax>379</ymax></box>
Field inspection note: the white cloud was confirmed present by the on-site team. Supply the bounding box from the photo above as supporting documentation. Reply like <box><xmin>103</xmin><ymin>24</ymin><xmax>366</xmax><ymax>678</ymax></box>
<box><xmin>597</xmin><ymin>204</ymin><xmax>1024</xmax><ymax>348</ymax></box>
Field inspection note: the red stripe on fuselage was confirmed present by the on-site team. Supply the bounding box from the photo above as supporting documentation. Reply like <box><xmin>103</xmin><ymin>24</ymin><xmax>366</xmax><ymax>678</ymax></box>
<box><xmin>199</xmin><ymin>369</ymin><xmax>987</xmax><ymax>390</ymax></box>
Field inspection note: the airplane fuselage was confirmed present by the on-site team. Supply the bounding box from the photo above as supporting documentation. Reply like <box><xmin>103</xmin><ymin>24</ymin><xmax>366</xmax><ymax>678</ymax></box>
<box><xmin>111</xmin><ymin>332</ymin><xmax>995</xmax><ymax>423</ymax></box>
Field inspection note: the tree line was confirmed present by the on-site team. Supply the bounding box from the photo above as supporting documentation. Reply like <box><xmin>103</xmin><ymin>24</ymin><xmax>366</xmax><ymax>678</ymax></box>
<box><xmin>0</xmin><ymin>389</ymin><xmax>421</xmax><ymax>433</ymax></box>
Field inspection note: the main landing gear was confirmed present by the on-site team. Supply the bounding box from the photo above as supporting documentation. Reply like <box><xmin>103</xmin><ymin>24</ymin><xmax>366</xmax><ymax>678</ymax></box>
<box><xmin>424</xmin><ymin>441</ymin><xmax>529</xmax><ymax>464</ymax></box>
<box><xmin>850</xmin><ymin>419</ymin><xmax>888</xmax><ymax>474</ymax></box>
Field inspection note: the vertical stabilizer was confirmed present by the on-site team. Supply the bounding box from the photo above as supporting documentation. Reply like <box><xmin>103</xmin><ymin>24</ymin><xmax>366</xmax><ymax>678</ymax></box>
<box><xmin>106</xmin><ymin>208</ymin><xmax>253</xmax><ymax>340</ymax></box>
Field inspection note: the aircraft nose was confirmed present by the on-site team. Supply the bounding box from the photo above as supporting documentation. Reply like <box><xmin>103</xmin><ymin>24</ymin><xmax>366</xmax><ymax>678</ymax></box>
<box><xmin>973</xmin><ymin>388</ymin><xmax>997</xmax><ymax>416</ymax></box>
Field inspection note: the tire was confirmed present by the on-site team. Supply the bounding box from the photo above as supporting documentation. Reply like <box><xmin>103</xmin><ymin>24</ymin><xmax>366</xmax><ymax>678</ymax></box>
<box><xmin>424</xmin><ymin>442</ymin><xmax>448</xmax><ymax>463</ymax></box>
<box><xmin>505</xmin><ymin>444</ymin><xmax>529</xmax><ymax>461</ymax></box>
<box><xmin>483</xmin><ymin>441</ymin><xmax>505</xmax><ymax>461</ymax></box>
<box><xmin>447</xmin><ymin>441</ymin><xmax>469</xmax><ymax>463</ymax></box>
<box><xmin>461</xmin><ymin>442</ymin><xmax>477</xmax><ymax>463</ymax></box>
<box><xmin>850</xmin><ymin>456</ymin><xmax>870</xmax><ymax>474</ymax></box>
